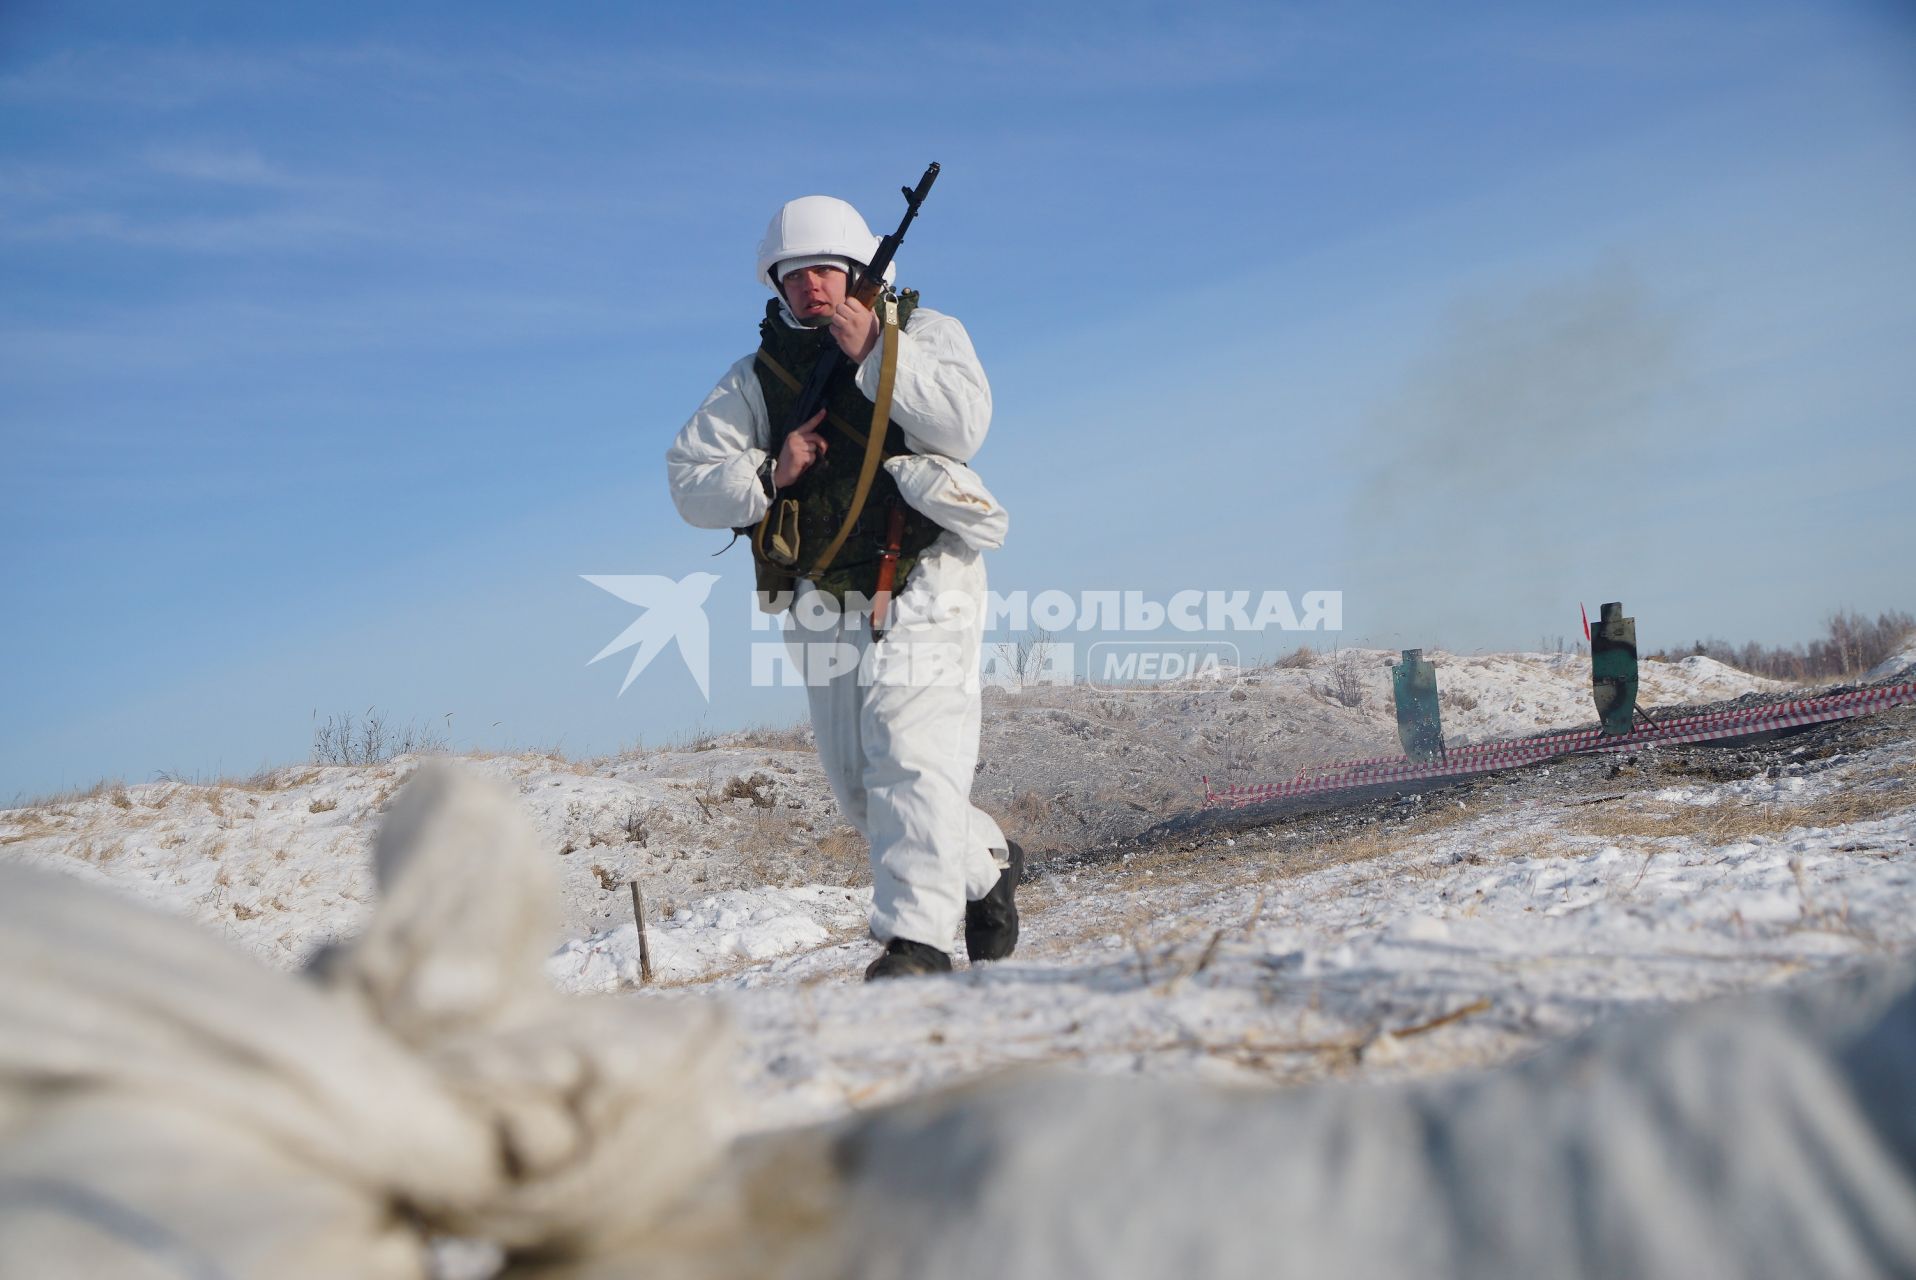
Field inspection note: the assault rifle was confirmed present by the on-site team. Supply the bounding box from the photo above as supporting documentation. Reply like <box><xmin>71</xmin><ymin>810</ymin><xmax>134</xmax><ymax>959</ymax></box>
<box><xmin>783</xmin><ymin>161</ymin><xmax>939</xmax><ymax>437</ymax></box>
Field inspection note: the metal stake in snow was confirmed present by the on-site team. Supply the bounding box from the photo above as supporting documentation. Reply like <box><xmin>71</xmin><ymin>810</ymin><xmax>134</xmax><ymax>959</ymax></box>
<box><xmin>628</xmin><ymin>880</ymin><xmax>654</xmax><ymax>986</ymax></box>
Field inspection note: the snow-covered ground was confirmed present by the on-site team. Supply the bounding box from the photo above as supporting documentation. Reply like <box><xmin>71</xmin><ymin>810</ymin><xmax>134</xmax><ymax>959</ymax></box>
<box><xmin>652</xmin><ymin>722</ymin><xmax>1916</xmax><ymax>1133</ymax></box>
<box><xmin>6</xmin><ymin>650</ymin><xmax>1913</xmax><ymax>1136</ymax></box>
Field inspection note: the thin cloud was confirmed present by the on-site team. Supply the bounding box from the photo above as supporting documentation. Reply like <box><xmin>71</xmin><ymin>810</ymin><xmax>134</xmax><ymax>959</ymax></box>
<box><xmin>0</xmin><ymin>45</ymin><xmax>312</xmax><ymax>108</ymax></box>
<box><xmin>142</xmin><ymin>143</ymin><xmax>299</xmax><ymax>188</ymax></box>
<box><xmin>0</xmin><ymin>205</ymin><xmax>381</xmax><ymax>253</ymax></box>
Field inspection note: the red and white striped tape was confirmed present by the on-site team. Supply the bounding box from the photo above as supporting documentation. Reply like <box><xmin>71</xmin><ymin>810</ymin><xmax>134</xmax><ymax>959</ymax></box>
<box><xmin>1205</xmin><ymin>683</ymin><xmax>1916</xmax><ymax>809</ymax></box>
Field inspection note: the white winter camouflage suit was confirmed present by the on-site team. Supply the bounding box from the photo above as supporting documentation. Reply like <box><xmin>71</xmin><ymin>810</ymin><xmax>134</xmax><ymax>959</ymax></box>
<box><xmin>666</xmin><ymin>298</ymin><xmax>1010</xmax><ymax>952</ymax></box>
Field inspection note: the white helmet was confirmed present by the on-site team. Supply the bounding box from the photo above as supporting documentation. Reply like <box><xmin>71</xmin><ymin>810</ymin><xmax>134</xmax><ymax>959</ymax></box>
<box><xmin>755</xmin><ymin>195</ymin><xmax>895</xmax><ymax>291</ymax></box>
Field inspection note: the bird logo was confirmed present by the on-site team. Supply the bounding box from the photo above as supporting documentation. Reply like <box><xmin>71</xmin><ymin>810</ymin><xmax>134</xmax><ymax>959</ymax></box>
<box><xmin>582</xmin><ymin>572</ymin><xmax>721</xmax><ymax>699</ymax></box>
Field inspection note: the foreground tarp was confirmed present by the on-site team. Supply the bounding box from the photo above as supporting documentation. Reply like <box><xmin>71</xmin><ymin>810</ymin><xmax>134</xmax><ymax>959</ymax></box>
<box><xmin>0</xmin><ymin>768</ymin><xmax>731</xmax><ymax>1279</ymax></box>
<box><xmin>3</xmin><ymin>765</ymin><xmax>1913</xmax><ymax>1278</ymax></box>
<box><xmin>711</xmin><ymin>964</ymin><xmax>1916</xmax><ymax>1280</ymax></box>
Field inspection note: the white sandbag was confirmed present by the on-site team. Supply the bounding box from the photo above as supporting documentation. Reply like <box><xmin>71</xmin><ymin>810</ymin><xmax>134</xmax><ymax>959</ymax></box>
<box><xmin>0</xmin><ymin>766</ymin><xmax>732</xmax><ymax>1278</ymax></box>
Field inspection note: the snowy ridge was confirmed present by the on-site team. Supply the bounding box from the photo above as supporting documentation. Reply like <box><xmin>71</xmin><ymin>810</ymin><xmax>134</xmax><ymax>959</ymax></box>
<box><xmin>3</xmin><ymin>651</ymin><xmax>1778</xmax><ymax>963</ymax></box>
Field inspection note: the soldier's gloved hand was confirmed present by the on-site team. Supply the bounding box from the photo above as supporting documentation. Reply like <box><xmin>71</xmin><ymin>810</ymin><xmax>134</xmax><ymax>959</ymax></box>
<box><xmin>774</xmin><ymin>410</ymin><xmax>829</xmax><ymax>488</ymax></box>
<box><xmin>831</xmin><ymin>295</ymin><xmax>879</xmax><ymax>363</ymax></box>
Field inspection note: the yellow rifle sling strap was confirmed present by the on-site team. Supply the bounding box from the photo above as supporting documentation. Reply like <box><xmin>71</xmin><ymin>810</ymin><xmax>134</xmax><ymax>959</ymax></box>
<box><xmin>805</xmin><ymin>297</ymin><xmax>900</xmax><ymax>577</ymax></box>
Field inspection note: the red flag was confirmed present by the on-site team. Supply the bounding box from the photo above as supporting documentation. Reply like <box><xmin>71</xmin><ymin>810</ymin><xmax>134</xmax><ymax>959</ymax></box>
<box><xmin>1580</xmin><ymin>602</ymin><xmax>1590</xmax><ymax>643</ymax></box>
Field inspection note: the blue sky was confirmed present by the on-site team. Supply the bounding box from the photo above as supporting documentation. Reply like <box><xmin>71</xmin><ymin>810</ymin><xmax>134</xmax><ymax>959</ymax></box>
<box><xmin>3</xmin><ymin>1</ymin><xmax>1913</xmax><ymax>798</ymax></box>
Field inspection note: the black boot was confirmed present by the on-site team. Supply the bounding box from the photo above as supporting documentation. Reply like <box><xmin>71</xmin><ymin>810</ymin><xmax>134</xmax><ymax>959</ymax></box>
<box><xmin>965</xmin><ymin>841</ymin><xmax>1024</xmax><ymax>963</ymax></box>
<box><xmin>864</xmin><ymin>937</ymin><xmax>953</xmax><ymax>981</ymax></box>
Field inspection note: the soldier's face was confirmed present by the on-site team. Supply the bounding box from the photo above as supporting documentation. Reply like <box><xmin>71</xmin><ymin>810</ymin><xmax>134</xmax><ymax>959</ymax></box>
<box><xmin>780</xmin><ymin>264</ymin><xmax>847</xmax><ymax>324</ymax></box>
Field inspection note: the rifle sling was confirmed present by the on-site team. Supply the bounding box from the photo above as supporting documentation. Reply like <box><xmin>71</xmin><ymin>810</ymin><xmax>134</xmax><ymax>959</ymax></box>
<box><xmin>806</xmin><ymin>298</ymin><xmax>900</xmax><ymax>577</ymax></box>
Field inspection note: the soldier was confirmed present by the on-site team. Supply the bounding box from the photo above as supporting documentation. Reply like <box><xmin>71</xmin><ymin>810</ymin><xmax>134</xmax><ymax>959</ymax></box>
<box><xmin>666</xmin><ymin>193</ymin><xmax>1020</xmax><ymax>979</ymax></box>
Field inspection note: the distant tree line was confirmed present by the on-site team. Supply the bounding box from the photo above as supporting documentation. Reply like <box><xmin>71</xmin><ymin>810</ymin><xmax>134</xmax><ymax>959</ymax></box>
<box><xmin>1650</xmin><ymin>609</ymin><xmax>1914</xmax><ymax>682</ymax></box>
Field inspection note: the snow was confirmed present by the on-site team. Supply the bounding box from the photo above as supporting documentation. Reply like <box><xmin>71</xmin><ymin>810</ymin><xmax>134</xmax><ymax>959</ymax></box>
<box><xmin>549</xmin><ymin>885</ymin><xmax>869</xmax><ymax>992</ymax></box>
<box><xmin>700</xmin><ymin>758</ymin><xmax>1916</xmax><ymax>1132</ymax></box>
<box><xmin>1867</xmin><ymin>640</ymin><xmax>1916</xmax><ymax>683</ymax></box>
<box><xmin>5</xmin><ymin>652</ymin><xmax>1913</xmax><ymax>1140</ymax></box>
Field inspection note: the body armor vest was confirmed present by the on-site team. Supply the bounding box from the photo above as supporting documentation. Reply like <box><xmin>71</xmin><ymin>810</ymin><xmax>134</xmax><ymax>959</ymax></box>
<box><xmin>742</xmin><ymin>291</ymin><xmax>944</xmax><ymax>607</ymax></box>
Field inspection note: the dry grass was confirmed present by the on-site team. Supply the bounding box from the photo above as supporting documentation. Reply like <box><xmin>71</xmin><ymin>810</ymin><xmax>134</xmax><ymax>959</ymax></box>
<box><xmin>1569</xmin><ymin>769</ymin><xmax>1916</xmax><ymax>845</ymax></box>
<box><xmin>728</xmin><ymin>722</ymin><xmax>813</xmax><ymax>751</ymax></box>
<box><xmin>1003</xmin><ymin>789</ymin><xmax>1052</xmax><ymax>836</ymax></box>
<box><xmin>12</xmin><ymin>766</ymin><xmax>333</xmax><ymax>815</ymax></box>
<box><xmin>528</xmin><ymin>751</ymin><xmax>594</xmax><ymax>776</ymax></box>
<box><xmin>231</xmin><ymin>766</ymin><xmax>321</xmax><ymax>793</ymax></box>
<box><xmin>9</xmin><ymin>777</ymin><xmax>131</xmax><ymax>811</ymax></box>
<box><xmin>727</xmin><ymin>805</ymin><xmax>816</xmax><ymax>884</ymax></box>
<box><xmin>1475</xmin><ymin>833</ymin><xmax>1587</xmax><ymax>864</ymax></box>
<box><xmin>1273</xmin><ymin>645</ymin><xmax>1317</xmax><ymax>670</ymax></box>
<box><xmin>723</xmin><ymin>820</ymin><xmax>869</xmax><ymax>890</ymax></box>
<box><xmin>814</xmin><ymin>828</ymin><xmax>865</xmax><ymax>866</ymax></box>
<box><xmin>667</xmin><ymin>726</ymin><xmax>727</xmax><ymax>753</ymax></box>
<box><xmin>0</xmin><ymin>812</ymin><xmax>53</xmax><ymax>846</ymax></box>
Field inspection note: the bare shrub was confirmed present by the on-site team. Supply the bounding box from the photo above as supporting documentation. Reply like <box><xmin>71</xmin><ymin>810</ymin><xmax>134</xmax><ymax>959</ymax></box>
<box><xmin>723</xmin><ymin>773</ymin><xmax>776</xmax><ymax>808</ymax></box>
<box><xmin>996</xmin><ymin>628</ymin><xmax>1061</xmax><ymax>687</ymax></box>
<box><xmin>1274</xmin><ymin>645</ymin><xmax>1317</xmax><ymax>670</ymax></box>
<box><xmin>1329</xmin><ymin>657</ymin><xmax>1366</xmax><ymax>709</ymax></box>
<box><xmin>313</xmin><ymin>708</ymin><xmax>450</xmax><ymax>766</ymax></box>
